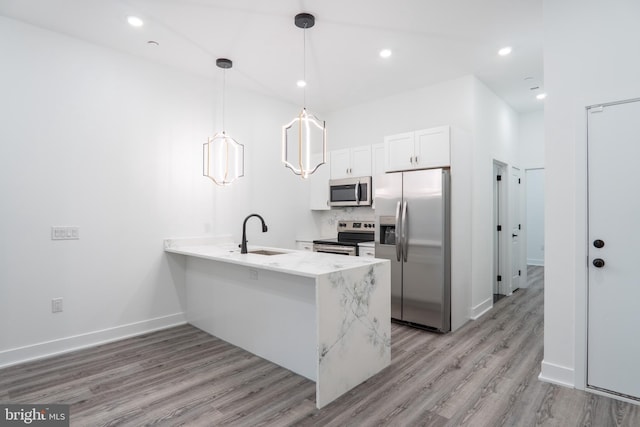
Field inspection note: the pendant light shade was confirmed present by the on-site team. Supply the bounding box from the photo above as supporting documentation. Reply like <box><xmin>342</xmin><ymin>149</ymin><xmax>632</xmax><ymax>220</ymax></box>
<box><xmin>282</xmin><ymin>13</ymin><xmax>327</xmax><ymax>179</ymax></box>
<box><xmin>203</xmin><ymin>58</ymin><xmax>244</xmax><ymax>186</ymax></box>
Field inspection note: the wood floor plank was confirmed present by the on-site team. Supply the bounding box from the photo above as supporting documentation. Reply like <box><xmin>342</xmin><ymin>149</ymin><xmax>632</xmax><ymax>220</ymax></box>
<box><xmin>2</xmin><ymin>265</ymin><xmax>639</xmax><ymax>426</ymax></box>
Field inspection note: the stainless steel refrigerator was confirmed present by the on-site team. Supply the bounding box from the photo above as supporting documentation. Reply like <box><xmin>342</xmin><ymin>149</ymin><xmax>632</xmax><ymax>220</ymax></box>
<box><xmin>375</xmin><ymin>168</ymin><xmax>451</xmax><ymax>332</ymax></box>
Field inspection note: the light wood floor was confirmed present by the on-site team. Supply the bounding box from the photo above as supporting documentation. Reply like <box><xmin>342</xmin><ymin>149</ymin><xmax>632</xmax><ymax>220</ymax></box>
<box><xmin>2</xmin><ymin>266</ymin><xmax>639</xmax><ymax>426</ymax></box>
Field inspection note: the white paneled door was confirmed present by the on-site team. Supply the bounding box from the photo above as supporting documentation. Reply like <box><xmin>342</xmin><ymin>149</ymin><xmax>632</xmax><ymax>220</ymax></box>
<box><xmin>587</xmin><ymin>99</ymin><xmax>640</xmax><ymax>401</ymax></box>
<box><xmin>510</xmin><ymin>167</ymin><xmax>521</xmax><ymax>292</ymax></box>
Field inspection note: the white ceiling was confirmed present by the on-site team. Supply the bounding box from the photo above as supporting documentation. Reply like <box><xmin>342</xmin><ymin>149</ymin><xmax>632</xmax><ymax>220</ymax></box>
<box><xmin>0</xmin><ymin>0</ymin><xmax>544</xmax><ymax>114</ymax></box>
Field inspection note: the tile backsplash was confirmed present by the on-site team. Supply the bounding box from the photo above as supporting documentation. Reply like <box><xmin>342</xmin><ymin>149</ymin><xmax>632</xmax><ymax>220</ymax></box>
<box><xmin>315</xmin><ymin>207</ymin><xmax>375</xmax><ymax>237</ymax></box>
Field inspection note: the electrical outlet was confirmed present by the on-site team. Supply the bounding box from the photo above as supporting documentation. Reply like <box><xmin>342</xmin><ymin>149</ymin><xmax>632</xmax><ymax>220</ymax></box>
<box><xmin>51</xmin><ymin>226</ymin><xmax>80</xmax><ymax>240</ymax></box>
<box><xmin>249</xmin><ymin>269</ymin><xmax>258</xmax><ymax>280</ymax></box>
<box><xmin>52</xmin><ymin>298</ymin><xmax>63</xmax><ymax>313</ymax></box>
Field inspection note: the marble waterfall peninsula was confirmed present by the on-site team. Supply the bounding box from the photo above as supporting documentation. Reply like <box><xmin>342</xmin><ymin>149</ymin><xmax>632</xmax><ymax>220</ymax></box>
<box><xmin>164</xmin><ymin>237</ymin><xmax>391</xmax><ymax>408</ymax></box>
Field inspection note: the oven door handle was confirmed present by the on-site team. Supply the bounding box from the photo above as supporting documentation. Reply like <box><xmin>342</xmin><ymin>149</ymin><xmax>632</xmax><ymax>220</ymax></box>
<box><xmin>395</xmin><ymin>201</ymin><xmax>402</xmax><ymax>262</ymax></box>
<box><xmin>313</xmin><ymin>244</ymin><xmax>356</xmax><ymax>256</ymax></box>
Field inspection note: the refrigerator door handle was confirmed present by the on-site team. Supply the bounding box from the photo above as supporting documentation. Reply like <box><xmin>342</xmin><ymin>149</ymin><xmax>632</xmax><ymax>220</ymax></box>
<box><xmin>402</xmin><ymin>200</ymin><xmax>408</xmax><ymax>262</ymax></box>
<box><xmin>395</xmin><ymin>201</ymin><xmax>402</xmax><ymax>261</ymax></box>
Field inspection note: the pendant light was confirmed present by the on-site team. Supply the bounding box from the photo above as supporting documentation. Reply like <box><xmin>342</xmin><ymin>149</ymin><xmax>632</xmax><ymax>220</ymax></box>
<box><xmin>282</xmin><ymin>13</ymin><xmax>327</xmax><ymax>179</ymax></box>
<box><xmin>203</xmin><ymin>58</ymin><xmax>245</xmax><ymax>186</ymax></box>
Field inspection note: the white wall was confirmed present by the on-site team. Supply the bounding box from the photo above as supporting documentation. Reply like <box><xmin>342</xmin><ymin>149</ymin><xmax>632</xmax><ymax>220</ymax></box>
<box><xmin>541</xmin><ymin>0</ymin><xmax>640</xmax><ymax>388</ymax></box>
<box><xmin>520</xmin><ymin>111</ymin><xmax>545</xmax><ymax>169</ymax></box>
<box><xmin>0</xmin><ymin>17</ymin><xmax>308</xmax><ymax>366</ymax></box>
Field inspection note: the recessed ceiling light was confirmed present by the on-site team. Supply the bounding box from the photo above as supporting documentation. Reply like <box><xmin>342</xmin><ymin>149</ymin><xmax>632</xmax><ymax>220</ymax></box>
<box><xmin>536</xmin><ymin>93</ymin><xmax>547</xmax><ymax>100</ymax></box>
<box><xmin>498</xmin><ymin>46</ymin><xmax>512</xmax><ymax>56</ymax></box>
<box><xmin>296</xmin><ymin>80</ymin><xmax>306</xmax><ymax>88</ymax></box>
<box><xmin>379</xmin><ymin>49</ymin><xmax>392</xmax><ymax>58</ymax></box>
<box><xmin>127</xmin><ymin>16</ymin><xmax>144</xmax><ymax>27</ymax></box>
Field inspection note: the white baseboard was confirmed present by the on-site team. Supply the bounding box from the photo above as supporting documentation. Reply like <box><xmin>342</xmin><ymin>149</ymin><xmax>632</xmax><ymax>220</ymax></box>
<box><xmin>0</xmin><ymin>313</ymin><xmax>186</xmax><ymax>368</ymax></box>
<box><xmin>470</xmin><ymin>297</ymin><xmax>493</xmax><ymax>320</ymax></box>
<box><xmin>527</xmin><ymin>258</ymin><xmax>544</xmax><ymax>266</ymax></box>
<box><xmin>538</xmin><ymin>360</ymin><xmax>575</xmax><ymax>388</ymax></box>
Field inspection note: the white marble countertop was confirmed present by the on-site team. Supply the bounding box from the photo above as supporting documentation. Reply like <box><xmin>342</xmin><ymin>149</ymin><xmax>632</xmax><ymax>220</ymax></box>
<box><xmin>164</xmin><ymin>237</ymin><xmax>387</xmax><ymax>278</ymax></box>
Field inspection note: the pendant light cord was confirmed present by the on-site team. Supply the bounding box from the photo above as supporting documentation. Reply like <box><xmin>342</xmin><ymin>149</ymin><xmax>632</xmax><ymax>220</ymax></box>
<box><xmin>222</xmin><ymin>67</ymin><xmax>226</xmax><ymax>132</ymax></box>
<box><xmin>303</xmin><ymin>24</ymin><xmax>307</xmax><ymax>109</ymax></box>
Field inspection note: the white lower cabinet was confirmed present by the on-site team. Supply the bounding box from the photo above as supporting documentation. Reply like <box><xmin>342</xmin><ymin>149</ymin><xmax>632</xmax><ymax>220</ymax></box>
<box><xmin>359</xmin><ymin>243</ymin><xmax>375</xmax><ymax>258</ymax></box>
<box><xmin>296</xmin><ymin>240</ymin><xmax>314</xmax><ymax>252</ymax></box>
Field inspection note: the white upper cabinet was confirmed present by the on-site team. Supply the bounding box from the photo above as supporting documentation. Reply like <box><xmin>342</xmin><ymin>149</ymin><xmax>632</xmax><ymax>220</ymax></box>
<box><xmin>414</xmin><ymin>126</ymin><xmax>450</xmax><ymax>169</ymax></box>
<box><xmin>384</xmin><ymin>132</ymin><xmax>414</xmax><ymax>172</ymax></box>
<box><xmin>309</xmin><ymin>152</ymin><xmax>330</xmax><ymax>210</ymax></box>
<box><xmin>330</xmin><ymin>149</ymin><xmax>350</xmax><ymax>179</ymax></box>
<box><xmin>330</xmin><ymin>145</ymin><xmax>372</xmax><ymax>179</ymax></box>
<box><xmin>385</xmin><ymin>126</ymin><xmax>450</xmax><ymax>172</ymax></box>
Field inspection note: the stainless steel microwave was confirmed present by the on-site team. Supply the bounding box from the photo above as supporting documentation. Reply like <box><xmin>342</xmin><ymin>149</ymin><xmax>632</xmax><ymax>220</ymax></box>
<box><xmin>328</xmin><ymin>176</ymin><xmax>372</xmax><ymax>207</ymax></box>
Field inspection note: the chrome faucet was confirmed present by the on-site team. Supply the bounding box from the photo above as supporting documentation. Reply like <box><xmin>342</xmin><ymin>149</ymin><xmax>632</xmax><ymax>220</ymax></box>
<box><xmin>240</xmin><ymin>214</ymin><xmax>268</xmax><ymax>254</ymax></box>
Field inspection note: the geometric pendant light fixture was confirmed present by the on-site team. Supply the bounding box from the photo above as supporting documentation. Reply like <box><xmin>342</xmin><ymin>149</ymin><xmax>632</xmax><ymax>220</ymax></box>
<box><xmin>282</xmin><ymin>13</ymin><xmax>327</xmax><ymax>179</ymax></box>
<box><xmin>203</xmin><ymin>58</ymin><xmax>245</xmax><ymax>186</ymax></box>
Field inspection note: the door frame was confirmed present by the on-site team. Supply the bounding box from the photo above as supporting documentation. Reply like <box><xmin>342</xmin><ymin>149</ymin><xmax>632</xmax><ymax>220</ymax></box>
<box><xmin>493</xmin><ymin>160</ymin><xmax>509</xmax><ymax>297</ymax></box>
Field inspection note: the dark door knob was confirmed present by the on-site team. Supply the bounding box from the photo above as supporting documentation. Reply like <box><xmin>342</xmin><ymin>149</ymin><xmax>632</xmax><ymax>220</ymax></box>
<box><xmin>593</xmin><ymin>239</ymin><xmax>605</xmax><ymax>248</ymax></box>
<box><xmin>593</xmin><ymin>258</ymin><xmax>605</xmax><ymax>268</ymax></box>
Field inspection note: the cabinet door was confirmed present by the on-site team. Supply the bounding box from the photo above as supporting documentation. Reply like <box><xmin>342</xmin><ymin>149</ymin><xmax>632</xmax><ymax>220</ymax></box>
<box><xmin>296</xmin><ymin>241</ymin><xmax>314</xmax><ymax>251</ymax></box>
<box><xmin>350</xmin><ymin>145</ymin><xmax>372</xmax><ymax>176</ymax></box>
<box><xmin>309</xmin><ymin>153</ymin><xmax>330</xmax><ymax>210</ymax></box>
<box><xmin>414</xmin><ymin>126</ymin><xmax>450</xmax><ymax>168</ymax></box>
<box><xmin>384</xmin><ymin>132</ymin><xmax>414</xmax><ymax>172</ymax></box>
<box><xmin>359</xmin><ymin>247</ymin><xmax>376</xmax><ymax>258</ymax></box>
<box><xmin>329</xmin><ymin>148</ymin><xmax>351</xmax><ymax>179</ymax></box>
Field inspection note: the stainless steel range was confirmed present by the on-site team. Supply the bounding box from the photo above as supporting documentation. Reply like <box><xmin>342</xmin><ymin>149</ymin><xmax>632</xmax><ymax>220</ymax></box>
<box><xmin>313</xmin><ymin>220</ymin><xmax>375</xmax><ymax>256</ymax></box>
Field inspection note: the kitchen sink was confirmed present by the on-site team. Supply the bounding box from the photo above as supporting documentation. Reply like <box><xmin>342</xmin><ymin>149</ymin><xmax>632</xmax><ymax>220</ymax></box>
<box><xmin>248</xmin><ymin>249</ymin><xmax>287</xmax><ymax>256</ymax></box>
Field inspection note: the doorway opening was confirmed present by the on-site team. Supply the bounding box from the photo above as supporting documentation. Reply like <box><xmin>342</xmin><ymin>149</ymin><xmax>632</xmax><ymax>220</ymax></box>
<box><xmin>525</xmin><ymin>168</ymin><xmax>545</xmax><ymax>269</ymax></box>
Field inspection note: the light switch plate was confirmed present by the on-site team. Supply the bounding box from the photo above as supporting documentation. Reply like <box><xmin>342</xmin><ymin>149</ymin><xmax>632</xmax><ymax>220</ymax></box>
<box><xmin>52</xmin><ymin>298</ymin><xmax>63</xmax><ymax>313</ymax></box>
<box><xmin>51</xmin><ymin>226</ymin><xmax>80</xmax><ymax>240</ymax></box>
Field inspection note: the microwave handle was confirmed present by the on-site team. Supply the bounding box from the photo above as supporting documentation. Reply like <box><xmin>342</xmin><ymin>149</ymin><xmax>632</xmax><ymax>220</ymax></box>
<box><xmin>355</xmin><ymin>179</ymin><xmax>361</xmax><ymax>205</ymax></box>
<box><xmin>395</xmin><ymin>201</ymin><xmax>402</xmax><ymax>262</ymax></box>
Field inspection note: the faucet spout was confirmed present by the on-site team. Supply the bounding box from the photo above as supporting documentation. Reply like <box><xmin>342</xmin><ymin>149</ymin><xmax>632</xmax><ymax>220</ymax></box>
<box><xmin>240</xmin><ymin>214</ymin><xmax>268</xmax><ymax>254</ymax></box>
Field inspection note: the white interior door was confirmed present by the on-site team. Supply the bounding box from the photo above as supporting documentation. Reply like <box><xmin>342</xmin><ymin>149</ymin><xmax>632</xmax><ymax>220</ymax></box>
<box><xmin>493</xmin><ymin>162</ymin><xmax>507</xmax><ymax>296</ymax></box>
<box><xmin>587</xmin><ymin>99</ymin><xmax>640</xmax><ymax>401</ymax></box>
<box><xmin>510</xmin><ymin>167</ymin><xmax>521</xmax><ymax>292</ymax></box>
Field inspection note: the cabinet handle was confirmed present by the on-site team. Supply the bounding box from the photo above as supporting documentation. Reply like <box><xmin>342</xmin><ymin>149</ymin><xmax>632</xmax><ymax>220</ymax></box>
<box><xmin>409</xmin><ymin>156</ymin><xmax>413</xmax><ymax>164</ymax></box>
<box><xmin>415</xmin><ymin>155</ymin><xmax>419</xmax><ymax>164</ymax></box>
